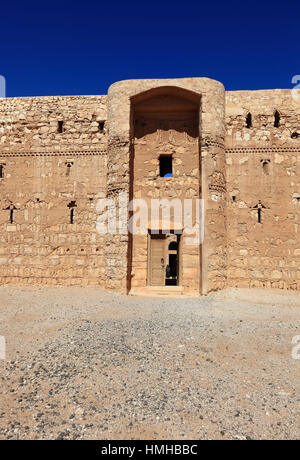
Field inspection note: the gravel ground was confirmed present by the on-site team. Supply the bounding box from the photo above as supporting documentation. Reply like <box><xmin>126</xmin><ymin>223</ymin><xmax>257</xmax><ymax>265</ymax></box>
<box><xmin>0</xmin><ymin>286</ymin><xmax>299</xmax><ymax>440</ymax></box>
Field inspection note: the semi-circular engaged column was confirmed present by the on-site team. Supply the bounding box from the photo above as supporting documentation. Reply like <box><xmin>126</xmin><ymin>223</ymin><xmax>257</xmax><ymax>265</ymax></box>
<box><xmin>200</xmin><ymin>82</ymin><xmax>226</xmax><ymax>294</ymax></box>
<box><xmin>106</xmin><ymin>81</ymin><xmax>132</xmax><ymax>293</ymax></box>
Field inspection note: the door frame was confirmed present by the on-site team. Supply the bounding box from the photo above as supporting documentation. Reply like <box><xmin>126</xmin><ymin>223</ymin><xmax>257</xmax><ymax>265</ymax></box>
<box><xmin>147</xmin><ymin>230</ymin><xmax>182</xmax><ymax>287</ymax></box>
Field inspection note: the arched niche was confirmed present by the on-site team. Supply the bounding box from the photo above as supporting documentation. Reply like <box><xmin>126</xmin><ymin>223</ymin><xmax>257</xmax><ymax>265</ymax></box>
<box><xmin>131</xmin><ymin>86</ymin><xmax>200</xmax><ymax>142</ymax></box>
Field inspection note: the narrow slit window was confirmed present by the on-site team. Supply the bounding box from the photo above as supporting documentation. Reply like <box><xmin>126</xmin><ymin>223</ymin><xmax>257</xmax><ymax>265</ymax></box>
<box><xmin>98</xmin><ymin>122</ymin><xmax>105</xmax><ymax>132</ymax></box>
<box><xmin>274</xmin><ymin>110</ymin><xmax>280</xmax><ymax>128</ymax></box>
<box><xmin>246</xmin><ymin>112</ymin><xmax>252</xmax><ymax>128</ymax></box>
<box><xmin>159</xmin><ymin>155</ymin><xmax>173</xmax><ymax>177</ymax></box>
<box><xmin>5</xmin><ymin>203</ymin><xmax>16</xmax><ymax>224</ymax></box>
<box><xmin>65</xmin><ymin>161</ymin><xmax>73</xmax><ymax>177</ymax></box>
<box><xmin>253</xmin><ymin>201</ymin><xmax>267</xmax><ymax>224</ymax></box>
<box><xmin>58</xmin><ymin>121</ymin><xmax>64</xmax><ymax>133</ymax></box>
<box><xmin>257</xmin><ymin>208</ymin><xmax>262</xmax><ymax>224</ymax></box>
<box><xmin>0</xmin><ymin>164</ymin><xmax>4</xmax><ymax>178</ymax></box>
<box><xmin>67</xmin><ymin>200</ymin><xmax>77</xmax><ymax>224</ymax></box>
<box><xmin>261</xmin><ymin>159</ymin><xmax>270</xmax><ymax>175</ymax></box>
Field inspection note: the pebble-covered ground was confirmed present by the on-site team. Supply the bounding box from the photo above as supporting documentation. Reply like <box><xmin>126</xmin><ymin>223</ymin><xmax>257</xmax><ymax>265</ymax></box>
<box><xmin>0</xmin><ymin>286</ymin><xmax>299</xmax><ymax>440</ymax></box>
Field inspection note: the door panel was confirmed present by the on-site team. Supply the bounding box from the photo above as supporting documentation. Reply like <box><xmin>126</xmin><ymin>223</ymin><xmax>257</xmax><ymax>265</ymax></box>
<box><xmin>150</xmin><ymin>237</ymin><xmax>165</xmax><ymax>286</ymax></box>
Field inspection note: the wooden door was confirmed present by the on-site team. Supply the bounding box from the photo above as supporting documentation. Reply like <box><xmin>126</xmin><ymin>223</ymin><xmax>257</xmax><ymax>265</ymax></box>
<box><xmin>150</xmin><ymin>236</ymin><xmax>165</xmax><ymax>286</ymax></box>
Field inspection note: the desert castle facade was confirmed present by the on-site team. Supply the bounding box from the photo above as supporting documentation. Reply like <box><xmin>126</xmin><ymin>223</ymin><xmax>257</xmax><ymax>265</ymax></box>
<box><xmin>0</xmin><ymin>77</ymin><xmax>300</xmax><ymax>295</ymax></box>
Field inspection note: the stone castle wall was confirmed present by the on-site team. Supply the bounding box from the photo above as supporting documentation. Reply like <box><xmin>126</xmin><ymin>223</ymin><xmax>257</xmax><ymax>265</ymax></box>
<box><xmin>0</xmin><ymin>82</ymin><xmax>299</xmax><ymax>292</ymax></box>
<box><xmin>0</xmin><ymin>96</ymin><xmax>108</xmax><ymax>285</ymax></box>
<box><xmin>226</xmin><ymin>90</ymin><xmax>300</xmax><ymax>290</ymax></box>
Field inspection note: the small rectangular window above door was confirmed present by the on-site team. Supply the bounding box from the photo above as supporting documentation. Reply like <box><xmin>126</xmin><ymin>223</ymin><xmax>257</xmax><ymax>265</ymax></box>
<box><xmin>159</xmin><ymin>155</ymin><xmax>173</xmax><ymax>177</ymax></box>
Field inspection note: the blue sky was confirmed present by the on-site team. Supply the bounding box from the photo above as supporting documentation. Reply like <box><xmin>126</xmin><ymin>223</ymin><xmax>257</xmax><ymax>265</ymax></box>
<box><xmin>0</xmin><ymin>0</ymin><xmax>299</xmax><ymax>96</ymax></box>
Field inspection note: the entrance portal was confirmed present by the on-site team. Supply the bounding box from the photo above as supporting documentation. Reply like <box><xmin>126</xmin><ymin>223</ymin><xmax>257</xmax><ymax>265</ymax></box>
<box><xmin>149</xmin><ymin>233</ymin><xmax>181</xmax><ymax>287</ymax></box>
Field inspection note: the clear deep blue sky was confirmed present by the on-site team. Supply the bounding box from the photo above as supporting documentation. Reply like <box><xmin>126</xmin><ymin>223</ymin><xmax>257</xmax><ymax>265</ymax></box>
<box><xmin>1</xmin><ymin>0</ymin><xmax>299</xmax><ymax>97</ymax></box>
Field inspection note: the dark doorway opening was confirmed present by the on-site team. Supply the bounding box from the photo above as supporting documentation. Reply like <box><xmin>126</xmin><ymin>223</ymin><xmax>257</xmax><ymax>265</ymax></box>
<box><xmin>166</xmin><ymin>254</ymin><xmax>178</xmax><ymax>286</ymax></box>
<box><xmin>165</xmin><ymin>234</ymin><xmax>181</xmax><ymax>286</ymax></box>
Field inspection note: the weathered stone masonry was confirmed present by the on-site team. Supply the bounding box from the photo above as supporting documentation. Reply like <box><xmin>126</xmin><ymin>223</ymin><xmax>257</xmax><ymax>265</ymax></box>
<box><xmin>0</xmin><ymin>79</ymin><xmax>299</xmax><ymax>294</ymax></box>
<box><xmin>226</xmin><ymin>90</ymin><xmax>300</xmax><ymax>291</ymax></box>
<box><xmin>0</xmin><ymin>96</ymin><xmax>107</xmax><ymax>286</ymax></box>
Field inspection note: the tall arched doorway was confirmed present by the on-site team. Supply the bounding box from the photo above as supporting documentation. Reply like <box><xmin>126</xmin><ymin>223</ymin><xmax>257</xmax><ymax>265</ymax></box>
<box><xmin>129</xmin><ymin>86</ymin><xmax>201</xmax><ymax>294</ymax></box>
